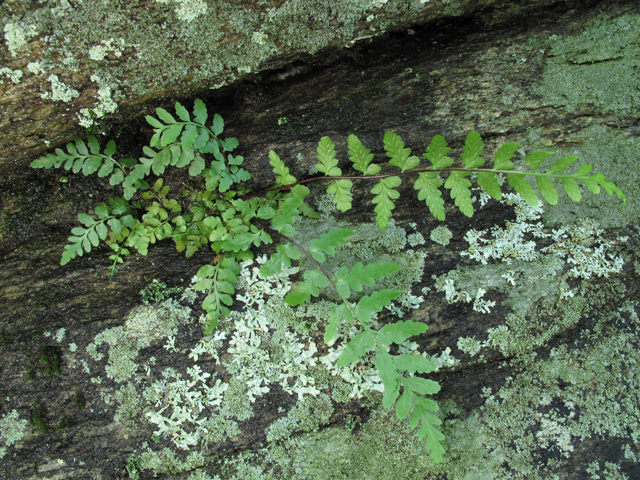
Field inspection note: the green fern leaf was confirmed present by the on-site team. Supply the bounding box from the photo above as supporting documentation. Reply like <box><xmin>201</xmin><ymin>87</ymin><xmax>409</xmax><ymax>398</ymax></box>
<box><xmin>87</xmin><ymin>135</ymin><xmax>100</xmax><ymax>155</ymax></box>
<box><xmin>181</xmin><ymin>124</ymin><xmax>198</xmax><ymax>149</ymax></box>
<box><xmin>309</xmin><ymin>228</ymin><xmax>354</xmax><ymax>263</ymax></box>
<box><xmin>355</xmin><ymin>289</ymin><xmax>401</xmax><ymax>324</ymax></box>
<box><xmin>175</xmin><ymin>102</ymin><xmax>190</xmax><ymax>122</ymax></box>
<box><xmin>412</xmin><ymin>406</ymin><xmax>445</xmax><ymax>464</ymax></box>
<box><xmin>507</xmin><ymin>173</ymin><xmax>539</xmax><ymax>206</ymax></box>
<box><xmin>396</xmin><ymin>389</ymin><xmax>412</xmax><ymax>419</ymax></box>
<box><xmin>403</xmin><ymin>377</ymin><xmax>441</xmax><ymax>395</ymax></box>
<box><xmin>384</xmin><ymin>132</ymin><xmax>419</xmax><ymax>172</ymax></box>
<box><xmin>212</xmin><ymin>114</ymin><xmax>224</xmax><ymax>136</ymax></box>
<box><xmin>423</xmin><ymin>135</ymin><xmax>454</xmax><ymax>168</ymax></box>
<box><xmin>98</xmin><ymin>161</ymin><xmax>114</xmax><ymax>178</ymax></box>
<box><xmin>549</xmin><ymin>155</ymin><xmax>578</xmax><ymax>174</ymax></box>
<box><xmin>414</xmin><ymin>172</ymin><xmax>445</xmax><ymax>220</ymax></box>
<box><xmin>324</xmin><ymin>312</ymin><xmax>340</xmax><ymax>344</ymax></box>
<box><xmin>193</xmin><ymin>99</ymin><xmax>208</xmax><ymax>126</ymax></box>
<box><xmin>146</xmin><ymin>115</ymin><xmax>164</xmax><ymax>129</ymax></box>
<box><xmin>376</xmin><ymin>320</ymin><xmax>427</xmax><ymax>346</ymax></box>
<box><xmin>348</xmin><ymin>134</ymin><xmax>380</xmax><ymax>175</ymax></box>
<box><xmin>156</xmin><ymin>107</ymin><xmax>176</xmax><ymax>124</ymax></box>
<box><xmin>444</xmin><ymin>172</ymin><xmax>473</xmax><ymax>217</ymax></box>
<box><xmin>316</xmin><ymin>136</ymin><xmax>341</xmax><ymax>176</ymax></box>
<box><xmin>393</xmin><ymin>354</ymin><xmax>437</xmax><ymax>374</ymax></box>
<box><xmin>82</xmin><ymin>155</ymin><xmax>102</xmax><ymax>176</ymax></box>
<box><xmin>76</xmin><ymin>139</ymin><xmax>88</xmax><ymax>156</ymax></box>
<box><xmin>588</xmin><ymin>173</ymin><xmax>626</xmax><ymax>206</ymax></box>
<box><xmin>525</xmin><ymin>150</ymin><xmax>554</xmax><ymax>170</ymax></box>
<box><xmin>271</xmin><ymin>192</ymin><xmax>303</xmax><ymax>232</ymax></box>
<box><xmin>460</xmin><ymin>131</ymin><xmax>484</xmax><ymax>168</ymax></box>
<box><xmin>337</xmin><ymin>330</ymin><xmax>375</xmax><ymax>367</ymax></box>
<box><xmin>161</xmin><ymin>124</ymin><xmax>183</xmax><ymax>147</ymax></box>
<box><xmin>334</xmin><ymin>261</ymin><xmax>401</xmax><ymax>298</ymax></box>
<box><xmin>537</xmin><ymin>176</ymin><xmax>558</xmax><ymax>204</ymax></box>
<box><xmin>285</xmin><ymin>268</ymin><xmax>329</xmax><ymax>306</ymax></box>
<box><xmin>376</xmin><ymin>348</ymin><xmax>400</xmax><ymax>407</ymax></box>
<box><xmin>327</xmin><ymin>179</ymin><xmax>353</xmax><ymax>212</ymax></box>
<box><xmin>61</xmin><ymin>242</ymin><xmax>83</xmax><ymax>265</ymax></box>
<box><xmin>324</xmin><ymin>303</ymin><xmax>353</xmax><ymax>343</ymax></box>
<box><xmin>562</xmin><ymin>177</ymin><xmax>581</xmax><ymax>202</ymax></box>
<box><xmin>494</xmin><ymin>142</ymin><xmax>519</xmax><ymax>170</ymax></box>
<box><xmin>477</xmin><ymin>172</ymin><xmax>501</xmax><ymax>201</ymax></box>
<box><xmin>269</xmin><ymin>150</ymin><xmax>297</xmax><ymax>186</ymax></box>
<box><xmin>371</xmin><ymin>176</ymin><xmax>401</xmax><ymax>229</ymax></box>
<box><xmin>189</xmin><ymin>155</ymin><xmax>205</xmax><ymax>177</ymax></box>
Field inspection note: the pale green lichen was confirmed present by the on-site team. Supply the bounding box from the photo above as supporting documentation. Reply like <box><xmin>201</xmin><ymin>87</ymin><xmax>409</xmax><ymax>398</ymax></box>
<box><xmin>0</xmin><ymin>409</ymin><xmax>28</xmax><ymax>459</ymax></box>
<box><xmin>430</xmin><ymin>225</ymin><xmax>452</xmax><ymax>245</ymax></box>
<box><xmin>266</xmin><ymin>417</ymin><xmax>300</xmax><ymax>443</ymax></box>
<box><xmin>26</xmin><ymin>60</ymin><xmax>52</xmax><ymax>75</ymax></box>
<box><xmin>40</xmin><ymin>74</ymin><xmax>80</xmax><ymax>102</ymax></box>
<box><xmin>0</xmin><ymin>68</ymin><xmax>23</xmax><ymax>84</ymax></box>
<box><xmin>3</xmin><ymin>21</ymin><xmax>38</xmax><ymax>56</ymax></box>
<box><xmin>156</xmin><ymin>0</ymin><xmax>208</xmax><ymax>23</ymax></box>
<box><xmin>407</xmin><ymin>231</ymin><xmax>425</xmax><ymax>246</ymax></box>
<box><xmin>539</xmin><ymin>13</ymin><xmax>640</xmax><ymax>116</ymax></box>
<box><xmin>87</xmin><ymin>299</ymin><xmax>191</xmax><ymax>382</ymax></box>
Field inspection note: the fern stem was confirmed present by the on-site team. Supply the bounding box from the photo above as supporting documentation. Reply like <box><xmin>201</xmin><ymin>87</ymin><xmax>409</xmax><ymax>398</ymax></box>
<box><xmin>245</xmin><ymin>167</ymin><xmax>570</xmax><ymax>200</ymax></box>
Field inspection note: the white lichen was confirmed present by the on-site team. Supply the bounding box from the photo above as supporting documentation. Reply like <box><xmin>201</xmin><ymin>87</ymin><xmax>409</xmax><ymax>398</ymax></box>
<box><xmin>41</xmin><ymin>74</ymin><xmax>80</xmax><ymax>102</ymax></box>
<box><xmin>0</xmin><ymin>68</ymin><xmax>23</xmax><ymax>84</ymax></box>
<box><xmin>156</xmin><ymin>0</ymin><xmax>208</xmax><ymax>22</ymax></box>
<box><xmin>3</xmin><ymin>22</ymin><xmax>38</xmax><ymax>56</ymax></box>
<box><xmin>0</xmin><ymin>410</ymin><xmax>28</xmax><ymax>458</ymax></box>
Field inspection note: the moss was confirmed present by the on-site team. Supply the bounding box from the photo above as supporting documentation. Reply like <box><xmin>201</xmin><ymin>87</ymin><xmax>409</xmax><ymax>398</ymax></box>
<box><xmin>30</xmin><ymin>402</ymin><xmax>48</xmax><ymax>434</ymax></box>
<box><xmin>40</xmin><ymin>344</ymin><xmax>61</xmax><ymax>376</ymax></box>
<box><xmin>74</xmin><ymin>392</ymin><xmax>86</xmax><ymax>410</ymax></box>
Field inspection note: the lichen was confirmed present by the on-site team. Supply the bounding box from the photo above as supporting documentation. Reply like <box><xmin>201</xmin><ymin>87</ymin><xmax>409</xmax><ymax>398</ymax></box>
<box><xmin>3</xmin><ymin>21</ymin><xmax>38</xmax><ymax>56</ymax></box>
<box><xmin>40</xmin><ymin>74</ymin><xmax>80</xmax><ymax>102</ymax></box>
<box><xmin>0</xmin><ymin>68</ymin><xmax>23</xmax><ymax>84</ymax></box>
<box><xmin>0</xmin><ymin>410</ymin><xmax>28</xmax><ymax>459</ymax></box>
<box><xmin>430</xmin><ymin>225</ymin><xmax>452</xmax><ymax>246</ymax></box>
<box><xmin>538</xmin><ymin>13</ymin><xmax>640</xmax><ymax>116</ymax></box>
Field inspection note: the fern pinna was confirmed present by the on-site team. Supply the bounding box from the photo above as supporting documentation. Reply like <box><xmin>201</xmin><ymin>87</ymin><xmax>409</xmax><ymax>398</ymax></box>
<box><xmin>31</xmin><ymin>99</ymin><xmax>624</xmax><ymax>463</ymax></box>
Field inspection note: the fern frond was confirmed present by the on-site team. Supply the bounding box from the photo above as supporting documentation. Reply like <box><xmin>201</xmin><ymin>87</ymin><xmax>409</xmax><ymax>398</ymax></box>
<box><xmin>334</xmin><ymin>261</ymin><xmax>401</xmax><ymax>298</ymax></box>
<box><xmin>327</xmin><ymin>179</ymin><xmax>353</xmax><ymax>212</ymax></box>
<box><xmin>384</xmin><ymin>132</ymin><xmax>420</xmax><ymax>172</ymax></box>
<box><xmin>444</xmin><ymin>172</ymin><xmax>473</xmax><ymax>217</ymax></box>
<box><xmin>284</xmin><ymin>268</ymin><xmax>329</xmax><ymax>306</ymax></box>
<box><xmin>317</xmin><ymin>137</ymin><xmax>354</xmax><ymax>211</ymax></box>
<box><xmin>414</xmin><ymin>173</ymin><xmax>445</xmax><ymax>220</ymax></box>
<box><xmin>348</xmin><ymin>134</ymin><xmax>380</xmax><ymax>175</ymax></box>
<box><xmin>194</xmin><ymin>256</ymin><xmax>241</xmax><ymax>334</ymax></box>
<box><xmin>371</xmin><ymin>176</ymin><xmax>401</xmax><ymax>229</ymax></box>
<box><xmin>423</xmin><ymin>135</ymin><xmax>454</xmax><ymax>169</ymax></box>
<box><xmin>316</xmin><ymin>136</ymin><xmax>341</xmax><ymax>176</ymax></box>
<box><xmin>308</xmin><ymin>228</ymin><xmax>354</xmax><ymax>263</ymax></box>
<box><xmin>269</xmin><ymin>150</ymin><xmax>297</xmax><ymax>186</ymax></box>
<box><xmin>460</xmin><ymin>131</ymin><xmax>484</xmax><ymax>168</ymax></box>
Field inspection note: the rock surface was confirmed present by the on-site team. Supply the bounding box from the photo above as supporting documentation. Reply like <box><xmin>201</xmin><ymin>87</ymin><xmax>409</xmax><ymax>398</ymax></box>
<box><xmin>1</xmin><ymin>1</ymin><xmax>639</xmax><ymax>479</ymax></box>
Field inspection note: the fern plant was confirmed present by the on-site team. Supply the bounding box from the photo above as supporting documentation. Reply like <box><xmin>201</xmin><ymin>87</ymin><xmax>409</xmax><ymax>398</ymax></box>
<box><xmin>31</xmin><ymin>99</ymin><xmax>624</xmax><ymax>463</ymax></box>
